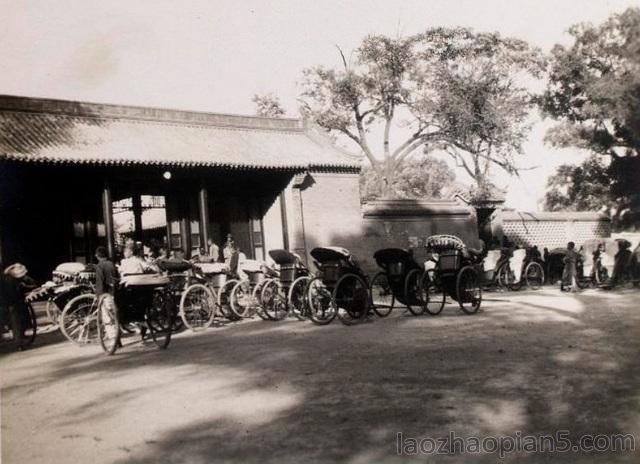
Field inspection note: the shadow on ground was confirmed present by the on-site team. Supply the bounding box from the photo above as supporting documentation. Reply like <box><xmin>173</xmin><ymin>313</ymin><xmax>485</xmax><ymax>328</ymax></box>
<box><xmin>2</xmin><ymin>288</ymin><xmax>639</xmax><ymax>464</ymax></box>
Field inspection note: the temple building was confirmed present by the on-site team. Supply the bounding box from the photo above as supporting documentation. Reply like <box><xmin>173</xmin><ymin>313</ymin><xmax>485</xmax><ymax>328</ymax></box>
<box><xmin>0</xmin><ymin>95</ymin><xmax>362</xmax><ymax>279</ymax></box>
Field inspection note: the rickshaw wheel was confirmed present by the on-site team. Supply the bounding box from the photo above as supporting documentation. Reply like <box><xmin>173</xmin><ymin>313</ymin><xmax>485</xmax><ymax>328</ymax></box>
<box><xmin>97</xmin><ymin>294</ymin><xmax>120</xmax><ymax>355</ymax></box>
<box><xmin>146</xmin><ymin>289</ymin><xmax>174</xmax><ymax>349</ymax></box>
<box><xmin>288</xmin><ymin>276</ymin><xmax>311</xmax><ymax>320</ymax></box>
<box><xmin>404</xmin><ymin>269</ymin><xmax>426</xmax><ymax>316</ymax></box>
<box><xmin>217</xmin><ymin>280</ymin><xmax>241</xmax><ymax>320</ymax></box>
<box><xmin>307</xmin><ymin>277</ymin><xmax>337</xmax><ymax>325</ymax></box>
<box><xmin>524</xmin><ymin>262</ymin><xmax>544</xmax><ymax>290</ymax></box>
<box><xmin>423</xmin><ymin>269</ymin><xmax>445</xmax><ymax>315</ymax></box>
<box><xmin>261</xmin><ymin>280</ymin><xmax>289</xmax><ymax>321</ymax></box>
<box><xmin>497</xmin><ymin>264</ymin><xmax>510</xmax><ymax>290</ymax></box>
<box><xmin>230</xmin><ymin>280</ymin><xmax>255</xmax><ymax>319</ymax></box>
<box><xmin>60</xmin><ymin>293</ymin><xmax>98</xmax><ymax>345</ymax></box>
<box><xmin>370</xmin><ymin>272</ymin><xmax>394</xmax><ymax>317</ymax></box>
<box><xmin>456</xmin><ymin>266</ymin><xmax>482</xmax><ymax>314</ymax></box>
<box><xmin>252</xmin><ymin>280</ymin><xmax>271</xmax><ymax>320</ymax></box>
<box><xmin>179</xmin><ymin>283</ymin><xmax>215</xmax><ymax>331</ymax></box>
<box><xmin>45</xmin><ymin>300</ymin><xmax>61</xmax><ymax>328</ymax></box>
<box><xmin>334</xmin><ymin>273</ymin><xmax>369</xmax><ymax>325</ymax></box>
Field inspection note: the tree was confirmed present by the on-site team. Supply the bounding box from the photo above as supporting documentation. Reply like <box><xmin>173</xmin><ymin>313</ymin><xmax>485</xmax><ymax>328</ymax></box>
<box><xmin>360</xmin><ymin>154</ymin><xmax>457</xmax><ymax>201</ymax></box>
<box><xmin>252</xmin><ymin>93</ymin><xmax>286</xmax><ymax>117</ymax></box>
<box><xmin>540</xmin><ymin>7</ymin><xmax>640</xmax><ymax>228</ymax></box>
<box><xmin>298</xmin><ymin>29</ymin><xmax>544</xmax><ymax>198</ymax></box>
<box><xmin>543</xmin><ymin>155</ymin><xmax>612</xmax><ymax>212</ymax></box>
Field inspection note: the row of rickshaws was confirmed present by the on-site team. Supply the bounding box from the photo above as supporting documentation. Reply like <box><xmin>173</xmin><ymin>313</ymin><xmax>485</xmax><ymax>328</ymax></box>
<box><xmin>24</xmin><ymin>234</ymin><xmax>545</xmax><ymax>355</ymax></box>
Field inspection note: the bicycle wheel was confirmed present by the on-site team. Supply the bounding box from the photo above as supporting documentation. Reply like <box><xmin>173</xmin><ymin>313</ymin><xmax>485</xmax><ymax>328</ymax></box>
<box><xmin>404</xmin><ymin>269</ymin><xmax>426</xmax><ymax>316</ymax></box>
<box><xmin>288</xmin><ymin>276</ymin><xmax>311</xmax><ymax>320</ymax></box>
<box><xmin>456</xmin><ymin>266</ymin><xmax>482</xmax><ymax>314</ymax></box>
<box><xmin>97</xmin><ymin>294</ymin><xmax>120</xmax><ymax>355</ymax></box>
<box><xmin>45</xmin><ymin>299</ymin><xmax>61</xmax><ymax>328</ymax></box>
<box><xmin>370</xmin><ymin>272</ymin><xmax>394</xmax><ymax>317</ymax></box>
<box><xmin>307</xmin><ymin>276</ymin><xmax>337</xmax><ymax>325</ymax></box>
<box><xmin>179</xmin><ymin>284</ymin><xmax>215</xmax><ymax>331</ymax></box>
<box><xmin>230</xmin><ymin>280</ymin><xmax>256</xmax><ymax>319</ymax></box>
<box><xmin>262</xmin><ymin>279</ymin><xmax>288</xmax><ymax>321</ymax></box>
<box><xmin>423</xmin><ymin>269</ymin><xmax>445</xmax><ymax>315</ymax></box>
<box><xmin>217</xmin><ymin>279</ymin><xmax>240</xmax><ymax>320</ymax></box>
<box><xmin>524</xmin><ymin>262</ymin><xmax>544</xmax><ymax>290</ymax></box>
<box><xmin>60</xmin><ymin>293</ymin><xmax>98</xmax><ymax>345</ymax></box>
<box><xmin>334</xmin><ymin>273</ymin><xmax>369</xmax><ymax>325</ymax></box>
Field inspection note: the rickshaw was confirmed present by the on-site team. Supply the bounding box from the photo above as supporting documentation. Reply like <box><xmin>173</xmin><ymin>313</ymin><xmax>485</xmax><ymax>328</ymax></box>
<box><xmin>370</xmin><ymin>248</ymin><xmax>426</xmax><ymax>316</ymax></box>
<box><xmin>498</xmin><ymin>248</ymin><xmax>545</xmax><ymax>290</ymax></box>
<box><xmin>259</xmin><ymin>249</ymin><xmax>311</xmax><ymax>321</ymax></box>
<box><xmin>424</xmin><ymin>235</ymin><xmax>483</xmax><ymax>315</ymax></box>
<box><xmin>306</xmin><ymin>247</ymin><xmax>370</xmax><ymax>325</ymax></box>
<box><xmin>229</xmin><ymin>259</ymin><xmax>271</xmax><ymax>319</ymax></box>
<box><xmin>96</xmin><ymin>273</ymin><xmax>175</xmax><ymax>355</ymax></box>
<box><xmin>28</xmin><ymin>262</ymin><xmax>96</xmax><ymax>329</ymax></box>
<box><xmin>179</xmin><ymin>261</ymin><xmax>229</xmax><ymax>330</ymax></box>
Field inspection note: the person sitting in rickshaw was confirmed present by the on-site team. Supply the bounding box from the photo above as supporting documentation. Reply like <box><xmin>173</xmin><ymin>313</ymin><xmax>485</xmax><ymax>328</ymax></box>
<box><xmin>119</xmin><ymin>245</ymin><xmax>155</xmax><ymax>276</ymax></box>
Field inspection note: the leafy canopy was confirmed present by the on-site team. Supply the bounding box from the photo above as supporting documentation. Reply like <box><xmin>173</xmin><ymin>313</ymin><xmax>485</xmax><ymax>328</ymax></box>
<box><xmin>298</xmin><ymin>28</ymin><xmax>544</xmax><ymax>198</ymax></box>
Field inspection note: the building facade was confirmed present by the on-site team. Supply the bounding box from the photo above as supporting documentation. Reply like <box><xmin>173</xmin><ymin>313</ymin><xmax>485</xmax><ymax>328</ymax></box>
<box><xmin>0</xmin><ymin>95</ymin><xmax>362</xmax><ymax>279</ymax></box>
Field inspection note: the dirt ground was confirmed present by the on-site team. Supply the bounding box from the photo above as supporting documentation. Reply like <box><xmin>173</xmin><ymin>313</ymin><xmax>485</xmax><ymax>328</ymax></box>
<box><xmin>1</xmin><ymin>287</ymin><xmax>639</xmax><ymax>463</ymax></box>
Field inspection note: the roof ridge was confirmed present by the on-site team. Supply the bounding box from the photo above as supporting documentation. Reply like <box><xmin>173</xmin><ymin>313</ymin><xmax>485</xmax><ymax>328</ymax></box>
<box><xmin>0</xmin><ymin>94</ymin><xmax>304</xmax><ymax>132</ymax></box>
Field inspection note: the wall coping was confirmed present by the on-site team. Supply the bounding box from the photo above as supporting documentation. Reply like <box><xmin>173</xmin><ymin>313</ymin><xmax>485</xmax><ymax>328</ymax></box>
<box><xmin>362</xmin><ymin>199</ymin><xmax>473</xmax><ymax>217</ymax></box>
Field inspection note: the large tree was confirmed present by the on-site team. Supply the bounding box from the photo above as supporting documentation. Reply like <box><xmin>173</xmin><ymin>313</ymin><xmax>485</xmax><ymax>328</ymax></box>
<box><xmin>360</xmin><ymin>153</ymin><xmax>457</xmax><ymax>201</ymax></box>
<box><xmin>298</xmin><ymin>28</ymin><xmax>544</xmax><ymax>198</ymax></box>
<box><xmin>541</xmin><ymin>7</ymin><xmax>640</xmax><ymax>226</ymax></box>
<box><xmin>252</xmin><ymin>93</ymin><xmax>286</xmax><ymax>117</ymax></box>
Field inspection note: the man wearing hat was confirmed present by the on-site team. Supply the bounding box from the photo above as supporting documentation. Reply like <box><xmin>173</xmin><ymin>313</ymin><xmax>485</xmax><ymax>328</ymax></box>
<box><xmin>1</xmin><ymin>263</ymin><xmax>37</xmax><ymax>350</ymax></box>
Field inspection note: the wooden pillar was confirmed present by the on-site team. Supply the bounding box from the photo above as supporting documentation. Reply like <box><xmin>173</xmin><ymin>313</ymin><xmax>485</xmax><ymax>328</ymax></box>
<box><xmin>131</xmin><ymin>195</ymin><xmax>143</xmax><ymax>241</ymax></box>
<box><xmin>198</xmin><ymin>187</ymin><xmax>210</xmax><ymax>250</ymax></box>
<box><xmin>102</xmin><ymin>184</ymin><xmax>115</xmax><ymax>259</ymax></box>
<box><xmin>279</xmin><ymin>192</ymin><xmax>290</xmax><ymax>251</ymax></box>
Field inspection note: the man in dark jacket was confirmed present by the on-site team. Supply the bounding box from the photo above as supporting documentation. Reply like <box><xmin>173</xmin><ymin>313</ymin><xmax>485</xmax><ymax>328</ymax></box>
<box><xmin>1</xmin><ymin>263</ymin><xmax>37</xmax><ymax>350</ymax></box>
<box><xmin>94</xmin><ymin>246</ymin><xmax>117</xmax><ymax>296</ymax></box>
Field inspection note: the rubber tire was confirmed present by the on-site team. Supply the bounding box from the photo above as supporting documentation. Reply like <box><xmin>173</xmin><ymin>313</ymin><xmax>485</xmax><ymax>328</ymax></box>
<box><xmin>288</xmin><ymin>276</ymin><xmax>311</xmax><ymax>320</ymax></box>
<box><xmin>334</xmin><ymin>273</ymin><xmax>369</xmax><ymax>326</ymax></box>
<box><xmin>524</xmin><ymin>262</ymin><xmax>544</xmax><ymax>290</ymax></box>
<box><xmin>423</xmin><ymin>269</ymin><xmax>445</xmax><ymax>315</ymax></box>
<box><xmin>404</xmin><ymin>269</ymin><xmax>426</xmax><ymax>316</ymax></box>
<box><xmin>370</xmin><ymin>272</ymin><xmax>394</xmax><ymax>317</ymax></box>
<box><xmin>179</xmin><ymin>283</ymin><xmax>216</xmax><ymax>331</ymax></box>
<box><xmin>230</xmin><ymin>280</ymin><xmax>255</xmax><ymax>319</ymax></box>
<box><xmin>60</xmin><ymin>293</ymin><xmax>98</xmax><ymax>345</ymax></box>
<box><xmin>97</xmin><ymin>295</ymin><xmax>120</xmax><ymax>356</ymax></box>
<box><xmin>261</xmin><ymin>280</ymin><xmax>289</xmax><ymax>321</ymax></box>
<box><xmin>217</xmin><ymin>279</ymin><xmax>240</xmax><ymax>320</ymax></box>
<box><xmin>307</xmin><ymin>277</ymin><xmax>337</xmax><ymax>325</ymax></box>
<box><xmin>456</xmin><ymin>266</ymin><xmax>482</xmax><ymax>315</ymax></box>
<box><xmin>253</xmin><ymin>280</ymin><xmax>271</xmax><ymax>321</ymax></box>
<box><xmin>146</xmin><ymin>289</ymin><xmax>173</xmax><ymax>349</ymax></box>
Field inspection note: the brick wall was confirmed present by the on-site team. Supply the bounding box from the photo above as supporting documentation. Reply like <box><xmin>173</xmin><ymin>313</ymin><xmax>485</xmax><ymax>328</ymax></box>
<box><xmin>501</xmin><ymin>211</ymin><xmax>611</xmax><ymax>249</ymax></box>
<box><xmin>287</xmin><ymin>172</ymin><xmax>479</xmax><ymax>275</ymax></box>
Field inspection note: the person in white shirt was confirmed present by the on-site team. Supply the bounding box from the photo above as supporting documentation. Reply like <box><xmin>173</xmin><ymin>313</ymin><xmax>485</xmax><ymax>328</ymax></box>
<box><xmin>119</xmin><ymin>246</ymin><xmax>148</xmax><ymax>276</ymax></box>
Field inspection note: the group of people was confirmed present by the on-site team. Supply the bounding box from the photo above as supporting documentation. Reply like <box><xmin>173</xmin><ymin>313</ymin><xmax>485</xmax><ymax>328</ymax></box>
<box><xmin>560</xmin><ymin>239</ymin><xmax>639</xmax><ymax>292</ymax></box>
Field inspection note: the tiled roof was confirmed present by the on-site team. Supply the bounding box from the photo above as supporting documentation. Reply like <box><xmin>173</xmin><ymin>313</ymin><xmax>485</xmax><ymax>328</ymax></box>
<box><xmin>0</xmin><ymin>95</ymin><xmax>361</xmax><ymax>171</ymax></box>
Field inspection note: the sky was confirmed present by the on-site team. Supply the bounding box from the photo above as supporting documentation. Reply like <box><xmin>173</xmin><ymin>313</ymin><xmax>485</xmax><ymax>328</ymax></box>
<box><xmin>1</xmin><ymin>0</ymin><xmax>638</xmax><ymax>210</ymax></box>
